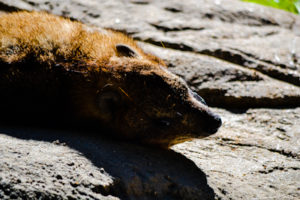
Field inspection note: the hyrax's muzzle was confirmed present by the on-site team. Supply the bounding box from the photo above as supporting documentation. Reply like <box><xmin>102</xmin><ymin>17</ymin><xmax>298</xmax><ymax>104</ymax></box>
<box><xmin>136</xmin><ymin>66</ymin><xmax>223</xmax><ymax>140</ymax></box>
<box><xmin>187</xmin><ymin>89</ymin><xmax>222</xmax><ymax>135</ymax></box>
<box><xmin>155</xmin><ymin>66</ymin><xmax>222</xmax><ymax>137</ymax></box>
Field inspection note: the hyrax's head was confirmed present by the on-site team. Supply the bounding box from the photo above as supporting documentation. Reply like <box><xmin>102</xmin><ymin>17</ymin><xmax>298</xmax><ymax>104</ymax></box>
<box><xmin>74</xmin><ymin>40</ymin><xmax>222</xmax><ymax>147</ymax></box>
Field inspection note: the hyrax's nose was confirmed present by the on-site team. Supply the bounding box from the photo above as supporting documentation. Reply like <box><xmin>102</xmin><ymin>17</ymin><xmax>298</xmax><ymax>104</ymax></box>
<box><xmin>203</xmin><ymin>111</ymin><xmax>222</xmax><ymax>134</ymax></box>
<box><xmin>188</xmin><ymin>90</ymin><xmax>222</xmax><ymax>134</ymax></box>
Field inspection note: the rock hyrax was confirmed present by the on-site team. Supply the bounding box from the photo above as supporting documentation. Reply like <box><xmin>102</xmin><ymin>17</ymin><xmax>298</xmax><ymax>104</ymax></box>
<box><xmin>0</xmin><ymin>11</ymin><xmax>221</xmax><ymax>147</ymax></box>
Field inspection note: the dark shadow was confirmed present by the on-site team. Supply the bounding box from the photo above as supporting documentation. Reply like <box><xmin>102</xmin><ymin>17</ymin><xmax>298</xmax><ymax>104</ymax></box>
<box><xmin>0</xmin><ymin>2</ymin><xmax>20</xmax><ymax>12</ymax></box>
<box><xmin>0</xmin><ymin>125</ymin><xmax>215</xmax><ymax>200</ymax></box>
<box><xmin>224</xmin><ymin>108</ymin><xmax>249</xmax><ymax>114</ymax></box>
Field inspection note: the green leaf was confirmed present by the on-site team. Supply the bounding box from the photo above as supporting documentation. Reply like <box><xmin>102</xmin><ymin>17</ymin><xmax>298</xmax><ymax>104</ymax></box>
<box><xmin>242</xmin><ymin>0</ymin><xmax>300</xmax><ymax>14</ymax></box>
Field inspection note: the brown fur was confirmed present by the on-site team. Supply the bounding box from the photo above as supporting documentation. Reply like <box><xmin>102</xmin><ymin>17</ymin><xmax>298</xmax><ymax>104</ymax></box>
<box><xmin>0</xmin><ymin>11</ymin><xmax>163</xmax><ymax>68</ymax></box>
<box><xmin>0</xmin><ymin>11</ymin><xmax>221</xmax><ymax>147</ymax></box>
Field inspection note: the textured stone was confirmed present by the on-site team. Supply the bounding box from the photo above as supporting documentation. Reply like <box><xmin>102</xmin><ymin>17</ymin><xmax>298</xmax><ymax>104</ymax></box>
<box><xmin>173</xmin><ymin>107</ymin><xmax>300</xmax><ymax>199</ymax></box>
<box><xmin>0</xmin><ymin>128</ymin><xmax>214</xmax><ymax>200</ymax></box>
<box><xmin>0</xmin><ymin>132</ymin><xmax>117</xmax><ymax>200</ymax></box>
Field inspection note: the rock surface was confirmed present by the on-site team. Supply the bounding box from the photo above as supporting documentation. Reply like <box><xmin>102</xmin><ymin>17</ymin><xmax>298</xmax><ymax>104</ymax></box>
<box><xmin>0</xmin><ymin>128</ymin><xmax>214</xmax><ymax>200</ymax></box>
<box><xmin>0</xmin><ymin>0</ymin><xmax>300</xmax><ymax>199</ymax></box>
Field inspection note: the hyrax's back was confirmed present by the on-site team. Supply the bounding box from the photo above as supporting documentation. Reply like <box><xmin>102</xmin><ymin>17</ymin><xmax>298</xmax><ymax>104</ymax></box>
<box><xmin>0</xmin><ymin>11</ymin><xmax>151</xmax><ymax>65</ymax></box>
<box><xmin>0</xmin><ymin>11</ymin><xmax>221</xmax><ymax>147</ymax></box>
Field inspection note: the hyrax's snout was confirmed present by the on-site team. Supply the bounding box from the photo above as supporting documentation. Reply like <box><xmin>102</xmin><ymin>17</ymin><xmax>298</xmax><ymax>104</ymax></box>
<box><xmin>188</xmin><ymin>90</ymin><xmax>222</xmax><ymax>135</ymax></box>
<box><xmin>203</xmin><ymin>111</ymin><xmax>222</xmax><ymax>134</ymax></box>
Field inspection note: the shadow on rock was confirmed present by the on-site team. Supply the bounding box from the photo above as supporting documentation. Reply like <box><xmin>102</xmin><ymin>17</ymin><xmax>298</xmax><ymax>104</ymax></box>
<box><xmin>0</xmin><ymin>126</ymin><xmax>215</xmax><ymax>200</ymax></box>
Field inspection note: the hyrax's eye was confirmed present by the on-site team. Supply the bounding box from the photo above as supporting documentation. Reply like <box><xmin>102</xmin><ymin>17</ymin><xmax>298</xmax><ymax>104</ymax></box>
<box><xmin>116</xmin><ymin>44</ymin><xmax>139</xmax><ymax>58</ymax></box>
<box><xmin>154</xmin><ymin>118</ymin><xmax>172</xmax><ymax>129</ymax></box>
<box><xmin>97</xmin><ymin>90</ymin><xmax>121</xmax><ymax>121</ymax></box>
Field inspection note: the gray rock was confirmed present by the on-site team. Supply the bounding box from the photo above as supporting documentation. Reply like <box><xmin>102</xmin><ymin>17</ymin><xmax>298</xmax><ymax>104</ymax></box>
<box><xmin>0</xmin><ymin>128</ymin><xmax>214</xmax><ymax>200</ymax></box>
<box><xmin>0</xmin><ymin>132</ymin><xmax>117</xmax><ymax>200</ymax></box>
<box><xmin>0</xmin><ymin>0</ymin><xmax>299</xmax><ymax>199</ymax></box>
<box><xmin>173</xmin><ymin>107</ymin><xmax>300</xmax><ymax>199</ymax></box>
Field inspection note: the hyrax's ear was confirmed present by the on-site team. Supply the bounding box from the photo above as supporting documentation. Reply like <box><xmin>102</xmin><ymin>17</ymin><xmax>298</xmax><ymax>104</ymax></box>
<box><xmin>116</xmin><ymin>44</ymin><xmax>139</xmax><ymax>58</ymax></box>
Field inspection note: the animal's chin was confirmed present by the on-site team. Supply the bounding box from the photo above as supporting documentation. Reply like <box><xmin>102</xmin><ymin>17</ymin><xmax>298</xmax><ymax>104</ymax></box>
<box><xmin>147</xmin><ymin>133</ymin><xmax>195</xmax><ymax>147</ymax></box>
<box><xmin>166</xmin><ymin>131</ymin><xmax>216</xmax><ymax>146</ymax></box>
<box><xmin>167</xmin><ymin>137</ymin><xmax>193</xmax><ymax>146</ymax></box>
